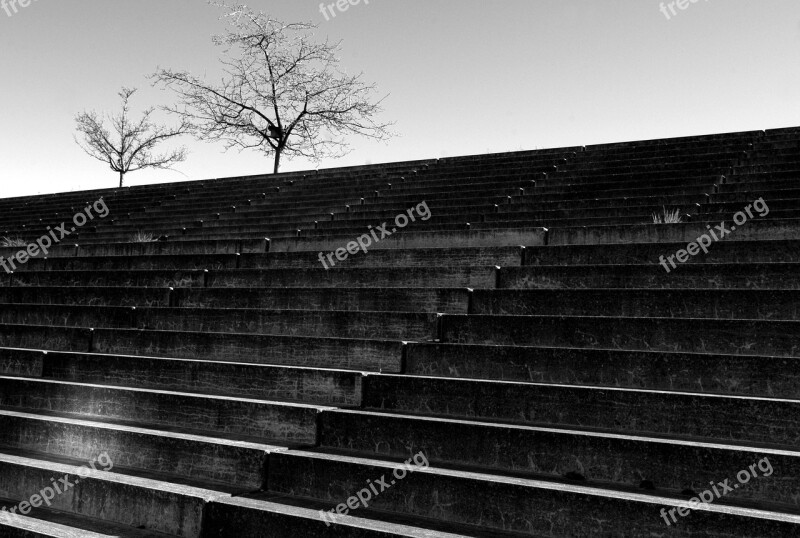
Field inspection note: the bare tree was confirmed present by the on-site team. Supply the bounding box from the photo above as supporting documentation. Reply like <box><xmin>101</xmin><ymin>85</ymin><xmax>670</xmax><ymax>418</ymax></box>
<box><xmin>74</xmin><ymin>87</ymin><xmax>189</xmax><ymax>187</ymax></box>
<box><xmin>152</xmin><ymin>2</ymin><xmax>393</xmax><ymax>174</ymax></box>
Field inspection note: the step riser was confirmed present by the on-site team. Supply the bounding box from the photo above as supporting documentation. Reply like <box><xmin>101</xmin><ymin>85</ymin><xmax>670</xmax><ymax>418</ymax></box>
<box><xmin>41</xmin><ymin>352</ymin><xmax>362</xmax><ymax>406</ymax></box>
<box><xmin>502</xmin><ymin>265</ymin><xmax>800</xmax><ymax>289</ymax></box>
<box><xmin>523</xmin><ymin>241</ymin><xmax>800</xmax><ymax>265</ymax></box>
<box><xmin>0</xmin><ymin>306</ymin><xmax>439</xmax><ymax>341</ymax></box>
<box><xmin>319</xmin><ymin>411</ymin><xmax>797</xmax><ymax>505</ymax></box>
<box><xmin>549</xmin><ymin>219</ymin><xmax>800</xmax><ymax>246</ymax></box>
<box><xmin>0</xmin><ymin>378</ymin><xmax>319</xmax><ymax>444</ymax></box>
<box><xmin>91</xmin><ymin>329</ymin><xmax>403</xmax><ymax>372</ymax></box>
<box><xmin>177</xmin><ymin>289</ymin><xmax>469</xmax><ymax>314</ymax></box>
<box><xmin>471</xmin><ymin>290</ymin><xmax>800</xmax><ymax>319</ymax></box>
<box><xmin>267</xmin><ymin>453</ymin><xmax>800</xmax><ymax>537</ymax></box>
<box><xmin>0</xmin><ymin>460</ymin><xmax>207</xmax><ymax>538</ymax></box>
<box><xmin>362</xmin><ymin>376</ymin><xmax>800</xmax><ymax>445</ymax></box>
<box><xmin>0</xmin><ymin>414</ymin><xmax>268</xmax><ymax>489</ymax></box>
<box><xmin>208</xmin><ymin>268</ymin><xmax>497</xmax><ymax>289</ymax></box>
<box><xmin>441</xmin><ymin>315</ymin><xmax>800</xmax><ymax>357</ymax></box>
<box><xmin>404</xmin><ymin>344</ymin><xmax>800</xmax><ymax>398</ymax></box>
<box><xmin>0</xmin><ymin>288</ymin><xmax>170</xmax><ymax>308</ymax></box>
<box><xmin>0</xmin><ymin>326</ymin><xmax>91</xmax><ymax>355</ymax></box>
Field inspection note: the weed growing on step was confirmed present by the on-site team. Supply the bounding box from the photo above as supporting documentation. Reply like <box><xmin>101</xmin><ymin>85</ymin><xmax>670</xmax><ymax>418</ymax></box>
<box><xmin>0</xmin><ymin>197</ymin><xmax>109</xmax><ymax>274</ymax></box>
<box><xmin>319</xmin><ymin>451</ymin><xmax>429</xmax><ymax>527</ymax></box>
<box><xmin>0</xmin><ymin>453</ymin><xmax>114</xmax><ymax>517</ymax></box>
<box><xmin>318</xmin><ymin>201</ymin><xmax>431</xmax><ymax>269</ymax></box>
<box><xmin>660</xmin><ymin>457</ymin><xmax>773</xmax><ymax>526</ymax></box>
<box><xmin>129</xmin><ymin>231</ymin><xmax>156</xmax><ymax>243</ymax></box>
<box><xmin>0</xmin><ymin>236</ymin><xmax>27</xmax><ymax>247</ymax></box>
<box><xmin>652</xmin><ymin>207</ymin><xmax>683</xmax><ymax>224</ymax></box>
<box><xmin>658</xmin><ymin>198</ymin><xmax>770</xmax><ymax>273</ymax></box>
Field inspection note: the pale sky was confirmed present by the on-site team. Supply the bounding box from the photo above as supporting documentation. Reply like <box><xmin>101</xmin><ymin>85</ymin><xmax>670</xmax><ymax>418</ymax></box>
<box><xmin>1</xmin><ymin>0</ymin><xmax>799</xmax><ymax>198</ymax></box>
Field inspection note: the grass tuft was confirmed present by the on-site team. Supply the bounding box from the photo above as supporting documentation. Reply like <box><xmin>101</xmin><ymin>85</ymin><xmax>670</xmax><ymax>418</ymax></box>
<box><xmin>129</xmin><ymin>231</ymin><xmax>156</xmax><ymax>243</ymax></box>
<box><xmin>0</xmin><ymin>236</ymin><xmax>27</xmax><ymax>247</ymax></box>
<box><xmin>652</xmin><ymin>207</ymin><xmax>683</xmax><ymax>224</ymax></box>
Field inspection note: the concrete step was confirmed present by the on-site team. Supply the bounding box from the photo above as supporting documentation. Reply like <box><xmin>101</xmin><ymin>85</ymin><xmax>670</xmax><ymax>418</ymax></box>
<box><xmin>266</xmin><ymin>227</ymin><xmax>546</xmax><ymax>253</ymax></box>
<box><xmin>319</xmin><ymin>409</ymin><xmax>798</xmax><ymax>506</ymax></box>
<box><xmin>440</xmin><ymin>314</ymin><xmax>800</xmax><ymax>356</ymax></box>
<box><xmin>0</xmin><ymin>324</ymin><xmax>92</xmax><ymax>355</ymax></box>
<box><xmin>264</xmin><ymin>450</ymin><xmax>800</xmax><ymax>536</ymax></box>
<box><xmin>0</xmin><ymin>287</ymin><xmax>171</xmax><ymax>307</ymax></box>
<box><xmin>471</xmin><ymin>289</ymin><xmax>800</xmax><ymax>319</ymax></box>
<box><xmin>89</xmin><ymin>328</ymin><xmax>404</xmax><ymax>372</ymax></box>
<box><xmin>0</xmin><ymin>305</ymin><xmax>440</xmax><ymax>341</ymax></box>
<box><xmin>8</xmin><ymin>254</ymin><xmax>238</xmax><ymax>273</ymax></box>
<box><xmin>207</xmin><ymin>266</ymin><xmax>498</xmax><ymax>288</ymax></box>
<box><xmin>176</xmin><ymin>288</ymin><xmax>470</xmax><ymax>314</ymax></box>
<box><xmin>0</xmin><ymin>409</ymin><xmax>278</xmax><ymax>489</ymax></box>
<box><xmin>522</xmin><ymin>240</ymin><xmax>800</xmax><ymax>265</ymax></box>
<box><xmin>8</xmin><ymin>270</ymin><xmax>207</xmax><ymax>288</ymax></box>
<box><xmin>0</xmin><ymin>452</ymin><xmax>224</xmax><ymax>537</ymax></box>
<box><xmin>0</xmin><ymin>503</ymin><xmax>172</xmax><ymax>537</ymax></box>
<box><xmin>507</xmin><ymin>193</ymin><xmax>707</xmax><ymax>211</ymax></box>
<box><xmin>501</xmin><ymin>263</ymin><xmax>800</xmax><ymax>289</ymax></box>
<box><xmin>34</xmin><ymin>349</ymin><xmax>363</xmax><ymax>406</ymax></box>
<box><xmin>240</xmin><ymin>247</ymin><xmax>524</xmax><ymax>269</ymax></box>
<box><xmin>73</xmin><ymin>239</ymin><xmax>267</xmax><ymax>258</ymax></box>
<box><xmin>548</xmin><ymin>218</ymin><xmax>800</xmax><ymax>246</ymax></box>
<box><xmin>362</xmin><ymin>374</ymin><xmax>800</xmax><ymax>446</ymax></box>
<box><xmin>0</xmin><ymin>377</ymin><xmax>324</xmax><ymax>444</ymax></box>
<box><xmin>202</xmin><ymin>496</ymin><xmax>493</xmax><ymax>537</ymax></box>
<box><xmin>403</xmin><ymin>343</ymin><xmax>800</xmax><ymax>397</ymax></box>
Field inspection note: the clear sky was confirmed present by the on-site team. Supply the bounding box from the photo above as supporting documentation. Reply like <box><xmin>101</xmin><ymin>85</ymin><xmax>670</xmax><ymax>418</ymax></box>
<box><xmin>1</xmin><ymin>0</ymin><xmax>799</xmax><ymax>198</ymax></box>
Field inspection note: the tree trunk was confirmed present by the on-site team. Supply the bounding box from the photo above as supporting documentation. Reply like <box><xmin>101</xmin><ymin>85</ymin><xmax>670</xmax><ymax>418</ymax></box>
<box><xmin>273</xmin><ymin>147</ymin><xmax>282</xmax><ymax>174</ymax></box>
<box><xmin>119</xmin><ymin>170</ymin><xmax>124</xmax><ymax>188</ymax></box>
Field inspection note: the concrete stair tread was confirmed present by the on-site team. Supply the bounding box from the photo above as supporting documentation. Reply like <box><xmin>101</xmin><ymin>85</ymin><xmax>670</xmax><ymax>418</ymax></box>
<box><xmin>270</xmin><ymin>449</ymin><xmax>800</xmax><ymax>521</ymax></box>
<box><xmin>0</xmin><ymin>405</ymin><xmax>311</xmax><ymax>447</ymax></box>
<box><xmin>363</xmin><ymin>374</ymin><xmax>800</xmax><ymax>447</ymax></box>
<box><xmin>0</xmin><ymin>407</ymin><xmax>288</xmax><ymax>453</ymax></box>
<box><xmin>0</xmin><ymin>375</ymin><xmax>336</xmax><ymax>411</ymax></box>
<box><xmin>0</xmin><ymin>451</ymin><xmax>231</xmax><ymax>536</ymax></box>
<box><xmin>0</xmin><ymin>507</ymin><xmax>172</xmax><ymax>537</ymax></box>
<box><xmin>371</xmin><ymin>373</ymin><xmax>800</xmax><ymax>404</ymax></box>
<box><xmin>321</xmin><ymin>408</ymin><xmax>800</xmax><ymax>454</ymax></box>
<box><xmin>205</xmin><ymin>495</ymin><xmax>522</xmax><ymax>537</ymax></box>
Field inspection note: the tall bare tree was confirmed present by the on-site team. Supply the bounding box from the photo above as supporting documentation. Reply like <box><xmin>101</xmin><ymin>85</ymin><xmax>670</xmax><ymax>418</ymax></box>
<box><xmin>75</xmin><ymin>87</ymin><xmax>189</xmax><ymax>187</ymax></box>
<box><xmin>152</xmin><ymin>2</ymin><xmax>393</xmax><ymax>174</ymax></box>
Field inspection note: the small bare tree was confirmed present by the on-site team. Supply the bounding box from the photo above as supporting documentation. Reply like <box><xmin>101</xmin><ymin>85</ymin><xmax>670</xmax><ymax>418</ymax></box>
<box><xmin>75</xmin><ymin>87</ymin><xmax>189</xmax><ymax>187</ymax></box>
<box><xmin>152</xmin><ymin>2</ymin><xmax>393</xmax><ymax>174</ymax></box>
